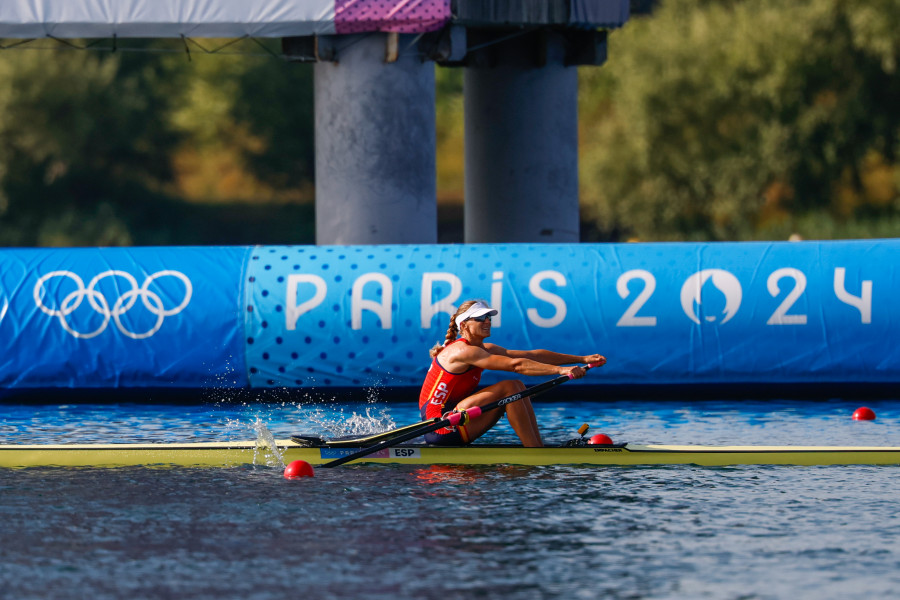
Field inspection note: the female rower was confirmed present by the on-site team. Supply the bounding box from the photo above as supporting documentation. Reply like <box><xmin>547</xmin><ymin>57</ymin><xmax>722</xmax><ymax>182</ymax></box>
<box><xmin>418</xmin><ymin>300</ymin><xmax>606</xmax><ymax>447</ymax></box>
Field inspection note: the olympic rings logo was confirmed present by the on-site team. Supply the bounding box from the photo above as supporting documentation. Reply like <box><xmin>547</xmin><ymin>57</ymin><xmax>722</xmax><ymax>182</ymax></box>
<box><xmin>33</xmin><ymin>270</ymin><xmax>192</xmax><ymax>340</ymax></box>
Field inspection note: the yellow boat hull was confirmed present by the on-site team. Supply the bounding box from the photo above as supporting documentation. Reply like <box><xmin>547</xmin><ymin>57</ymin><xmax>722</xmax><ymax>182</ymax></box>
<box><xmin>4</xmin><ymin>441</ymin><xmax>900</xmax><ymax>468</ymax></box>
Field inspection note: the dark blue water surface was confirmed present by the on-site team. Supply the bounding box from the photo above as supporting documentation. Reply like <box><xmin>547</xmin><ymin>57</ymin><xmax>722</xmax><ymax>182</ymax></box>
<box><xmin>2</xmin><ymin>396</ymin><xmax>900</xmax><ymax>599</ymax></box>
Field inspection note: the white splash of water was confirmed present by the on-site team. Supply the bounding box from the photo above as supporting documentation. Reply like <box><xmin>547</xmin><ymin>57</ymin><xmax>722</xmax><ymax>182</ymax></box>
<box><xmin>250</xmin><ymin>417</ymin><xmax>286</xmax><ymax>468</ymax></box>
<box><xmin>213</xmin><ymin>390</ymin><xmax>400</xmax><ymax>462</ymax></box>
<box><xmin>288</xmin><ymin>403</ymin><xmax>397</xmax><ymax>439</ymax></box>
<box><xmin>220</xmin><ymin>415</ymin><xmax>287</xmax><ymax>468</ymax></box>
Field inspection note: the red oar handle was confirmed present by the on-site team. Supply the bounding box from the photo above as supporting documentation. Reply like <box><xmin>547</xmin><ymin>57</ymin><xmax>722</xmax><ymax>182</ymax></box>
<box><xmin>446</xmin><ymin>406</ymin><xmax>482</xmax><ymax>426</ymax></box>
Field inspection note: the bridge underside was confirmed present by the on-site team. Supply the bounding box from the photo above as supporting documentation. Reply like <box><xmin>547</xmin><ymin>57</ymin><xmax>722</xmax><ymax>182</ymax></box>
<box><xmin>0</xmin><ymin>0</ymin><xmax>631</xmax><ymax>244</ymax></box>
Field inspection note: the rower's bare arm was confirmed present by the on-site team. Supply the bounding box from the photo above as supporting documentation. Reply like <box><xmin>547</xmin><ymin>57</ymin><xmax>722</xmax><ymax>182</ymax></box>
<box><xmin>468</xmin><ymin>346</ymin><xmax>584</xmax><ymax>377</ymax></box>
<box><xmin>491</xmin><ymin>346</ymin><xmax>606</xmax><ymax>368</ymax></box>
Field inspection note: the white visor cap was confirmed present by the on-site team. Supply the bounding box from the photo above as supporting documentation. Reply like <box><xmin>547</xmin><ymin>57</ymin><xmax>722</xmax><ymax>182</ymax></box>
<box><xmin>455</xmin><ymin>302</ymin><xmax>498</xmax><ymax>328</ymax></box>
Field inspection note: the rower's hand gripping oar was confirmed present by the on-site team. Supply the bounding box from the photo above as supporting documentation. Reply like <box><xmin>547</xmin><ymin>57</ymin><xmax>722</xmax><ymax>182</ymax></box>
<box><xmin>320</xmin><ymin>361</ymin><xmax>605</xmax><ymax>468</ymax></box>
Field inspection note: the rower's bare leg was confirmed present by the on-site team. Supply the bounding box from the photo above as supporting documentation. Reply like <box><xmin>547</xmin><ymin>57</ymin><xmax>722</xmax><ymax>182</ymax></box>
<box><xmin>455</xmin><ymin>380</ymin><xmax>543</xmax><ymax>447</ymax></box>
<box><xmin>453</xmin><ymin>390</ymin><xmax>503</xmax><ymax>443</ymax></box>
<box><xmin>518</xmin><ymin>397</ymin><xmax>543</xmax><ymax>447</ymax></box>
<box><xmin>505</xmin><ymin>395</ymin><xmax>543</xmax><ymax>447</ymax></box>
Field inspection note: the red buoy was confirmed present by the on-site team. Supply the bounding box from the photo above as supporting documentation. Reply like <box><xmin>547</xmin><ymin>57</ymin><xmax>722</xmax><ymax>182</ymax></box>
<box><xmin>284</xmin><ymin>460</ymin><xmax>315</xmax><ymax>478</ymax></box>
<box><xmin>587</xmin><ymin>433</ymin><xmax>613</xmax><ymax>445</ymax></box>
<box><xmin>852</xmin><ymin>407</ymin><xmax>876</xmax><ymax>421</ymax></box>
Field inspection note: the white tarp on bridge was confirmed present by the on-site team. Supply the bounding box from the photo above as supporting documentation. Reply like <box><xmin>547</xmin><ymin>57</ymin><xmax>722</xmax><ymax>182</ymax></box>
<box><xmin>0</xmin><ymin>0</ymin><xmax>452</xmax><ymax>38</ymax></box>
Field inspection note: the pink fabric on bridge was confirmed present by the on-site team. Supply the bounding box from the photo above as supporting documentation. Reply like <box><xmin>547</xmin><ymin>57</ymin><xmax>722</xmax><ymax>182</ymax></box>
<box><xmin>335</xmin><ymin>0</ymin><xmax>450</xmax><ymax>34</ymax></box>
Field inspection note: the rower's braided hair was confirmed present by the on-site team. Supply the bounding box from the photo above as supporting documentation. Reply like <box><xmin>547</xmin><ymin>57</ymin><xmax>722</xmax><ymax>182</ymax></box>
<box><xmin>429</xmin><ymin>299</ymin><xmax>480</xmax><ymax>358</ymax></box>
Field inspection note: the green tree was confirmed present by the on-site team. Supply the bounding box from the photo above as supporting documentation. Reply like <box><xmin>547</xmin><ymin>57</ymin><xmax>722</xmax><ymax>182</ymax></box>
<box><xmin>164</xmin><ymin>44</ymin><xmax>315</xmax><ymax>199</ymax></box>
<box><xmin>0</xmin><ymin>41</ymin><xmax>317</xmax><ymax>246</ymax></box>
<box><xmin>579</xmin><ymin>0</ymin><xmax>900</xmax><ymax>241</ymax></box>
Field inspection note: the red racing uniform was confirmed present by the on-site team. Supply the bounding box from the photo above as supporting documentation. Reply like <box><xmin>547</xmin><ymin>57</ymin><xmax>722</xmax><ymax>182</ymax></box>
<box><xmin>418</xmin><ymin>339</ymin><xmax>484</xmax><ymax>445</ymax></box>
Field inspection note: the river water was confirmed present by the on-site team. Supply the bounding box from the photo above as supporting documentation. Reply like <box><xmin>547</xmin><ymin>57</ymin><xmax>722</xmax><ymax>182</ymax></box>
<box><xmin>2</xmin><ymin>395</ymin><xmax>900</xmax><ymax>599</ymax></box>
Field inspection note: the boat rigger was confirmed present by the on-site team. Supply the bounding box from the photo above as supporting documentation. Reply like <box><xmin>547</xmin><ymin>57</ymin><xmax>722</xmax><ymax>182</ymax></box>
<box><xmin>4</xmin><ymin>440</ymin><xmax>900</xmax><ymax>469</ymax></box>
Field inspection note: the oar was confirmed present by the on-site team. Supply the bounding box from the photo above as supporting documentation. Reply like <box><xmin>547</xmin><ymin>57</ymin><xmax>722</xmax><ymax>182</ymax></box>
<box><xmin>292</xmin><ymin>418</ymin><xmax>440</xmax><ymax>448</ymax></box>
<box><xmin>321</xmin><ymin>361</ymin><xmax>604</xmax><ymax>468</ymax></box>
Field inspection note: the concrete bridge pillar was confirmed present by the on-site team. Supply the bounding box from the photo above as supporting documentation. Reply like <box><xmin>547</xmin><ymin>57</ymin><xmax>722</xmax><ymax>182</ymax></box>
<box><xmin>312</xmin><ymin>33</ymin><xmax>437</xmax><ymax>245</ymax></box>
<box><xmin>462</xmin><ymin>32</ymin><xmax>580</xmax><ymax>243</ymax></box>
<box><xmin>284</xmin><ymin>14</ymin><xmax>613</xmax><ymax>246</ymax></box>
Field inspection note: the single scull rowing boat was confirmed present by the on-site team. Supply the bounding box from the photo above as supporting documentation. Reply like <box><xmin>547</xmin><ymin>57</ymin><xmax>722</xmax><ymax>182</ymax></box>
<box><xmin>4</xmin><ymin>440</ymin><xmax>900</xmax><ymax>468</ymax></box>
<box><xmin>4</xmin><ymin>369</ymin><xmax>893</xmax><ymax>469</ymax></box>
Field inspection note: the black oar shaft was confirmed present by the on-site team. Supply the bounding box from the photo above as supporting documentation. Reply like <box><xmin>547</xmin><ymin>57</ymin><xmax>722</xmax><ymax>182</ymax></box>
<box><xmin>323</xmin><ymin>418</ymin><xmax>440</xmax><ymax>447</ymax></box>
<box><xmin>321</xmin><ymin>362</ymin><xmax>602</xmax><ymax>468</ymax></box>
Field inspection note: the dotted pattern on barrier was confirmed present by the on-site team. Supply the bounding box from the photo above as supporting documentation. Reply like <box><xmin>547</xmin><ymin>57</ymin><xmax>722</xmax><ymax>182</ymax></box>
<box><xmin>241</xmin><ymin>240</ymin><xmax>896</xmax><ymax>390</ymax></box>
<box><xmin>243</xmin><ymin>244</ymin><xmax>589</xmax><ymax>388</ymax></box>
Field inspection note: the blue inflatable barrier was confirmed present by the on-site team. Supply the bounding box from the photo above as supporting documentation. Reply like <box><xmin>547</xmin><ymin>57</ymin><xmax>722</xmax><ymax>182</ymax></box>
<box><xmin>0</xmin><ymin>247</ymin><xmax>247</xmax><ymax>389</ymax></box>
<box><xmin>0</xmin><ymin>241</ymin><xmax>894</xmax><ymax>392</ymax></box>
